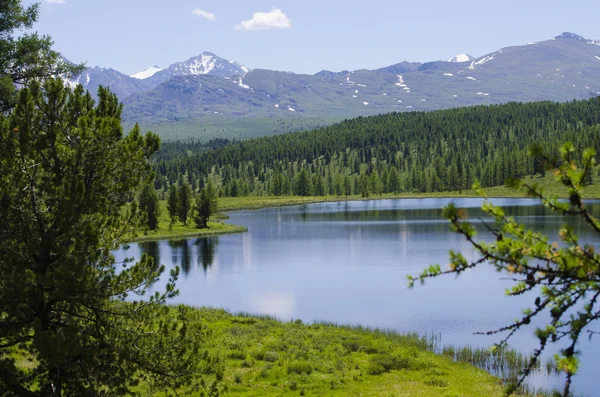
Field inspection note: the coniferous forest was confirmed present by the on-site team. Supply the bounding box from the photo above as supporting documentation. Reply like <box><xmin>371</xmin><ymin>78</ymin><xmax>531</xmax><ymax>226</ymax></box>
<box><xmin>152</xmin><ymin>98</ymin><xmax>600</xmax><ymax>197</ymax></box>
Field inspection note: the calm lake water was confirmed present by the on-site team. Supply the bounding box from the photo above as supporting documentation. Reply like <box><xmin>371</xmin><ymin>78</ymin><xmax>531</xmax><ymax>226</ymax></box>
<box><xmin>115</xmin><ymin>198</ymin><xmax>600</xmax><ymax>395</ymax></box>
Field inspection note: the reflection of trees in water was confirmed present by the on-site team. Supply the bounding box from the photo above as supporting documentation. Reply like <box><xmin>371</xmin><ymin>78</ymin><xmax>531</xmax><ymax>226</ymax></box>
<box><xmin>195</xmin><ymin>237</ymin><xmax>219</xmax><ymax>272</ymax></box>
<box><xmin>167</xmin><ymin>240</ymin><xmax>191</xmax><ymax>276</ymax></box>
<box><xmin>138</xmin><ymin>241</ymin><xmax>160</xmax><ymax>272</ymax></box>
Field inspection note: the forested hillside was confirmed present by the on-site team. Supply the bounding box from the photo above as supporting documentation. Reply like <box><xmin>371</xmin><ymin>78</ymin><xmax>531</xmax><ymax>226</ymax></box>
<box><xmin>152</xmin><ymin>98</ymin><xmax>600</xmax><ymax>197</ymax></box>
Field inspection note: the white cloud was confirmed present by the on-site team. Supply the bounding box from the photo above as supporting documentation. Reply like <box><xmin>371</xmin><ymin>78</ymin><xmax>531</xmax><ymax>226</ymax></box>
<box><xmin>234</xmin><ymin>9</ymin><xmax>291</xmax><ymax>31</ymax></box>
<box><xmin>192</xmin><ymin>7</ymin><xmax>216</xmax><ymax>21</ymax></box>
<box><xmin>46</xmin><ymin>0</ymin><xmax>66</xmax><ymax>4</ymax></box>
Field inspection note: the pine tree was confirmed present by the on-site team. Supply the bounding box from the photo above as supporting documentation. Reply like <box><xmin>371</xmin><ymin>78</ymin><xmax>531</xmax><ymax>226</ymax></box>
<box><xmin>194</xmin><ymin>180</ymin><xmax>218</xmax><ymax>228</ymax></box>
<box><xmin>389</xmin><ymin>166</ymin><xmax>400</xmax><ymax>194</ymax></box>
<box><xmin>178</xmin><ymin>179</ymin><xmax>193</xmax><ymax>225</ymax></box>
<box><xmin>167</xmin><ymin>184</ymin><xmax>179</xmax><ymax>223</ymax></box>
<box><xmin>139</xmin><ymin>183</ymin><xmax>160</xmax><ymax>230</ymax></box>
<box><xmin>295</xmin><ymin>168</ymin><xmax>312</xmax><ymax>196</ymax></box>
<box><xmin>0</xmin><ymin>79</ymin><xmax>219</xmax><ymax>396</ymax></box>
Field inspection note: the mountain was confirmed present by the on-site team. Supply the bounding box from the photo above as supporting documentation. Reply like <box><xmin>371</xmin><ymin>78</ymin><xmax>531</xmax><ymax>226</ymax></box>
<box><xmin>65</xmin><ymin>52</ymin><xmax>249</xmax><ymax>101</ymax></box>
<box><xmin>64</xmin><ymin>32</ymin><xmax>600</xmax><ymax>139</ymax></box>
<box><xmin>64</xmin><ymin>63</ymin><xmax>153</xmax><ymax>99</ymax></box>
<box><xmin>143</xmin><ymin>52</ymin><xmax>249</xmax><ymax>87</ymax></box>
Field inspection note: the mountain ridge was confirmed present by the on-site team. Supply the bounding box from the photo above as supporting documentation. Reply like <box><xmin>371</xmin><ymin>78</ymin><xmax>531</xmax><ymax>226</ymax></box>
<box><xmin>64</xmin><ymin>32</ymin><xmax>600</xmax><ymax>139</ymax></box>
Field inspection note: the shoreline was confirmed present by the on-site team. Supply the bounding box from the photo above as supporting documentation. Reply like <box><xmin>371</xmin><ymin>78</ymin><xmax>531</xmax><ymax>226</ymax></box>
<box><xmin>125</xmin><ymin>222</ymin><xmax>248</xmax><ymax>243</ymax></box>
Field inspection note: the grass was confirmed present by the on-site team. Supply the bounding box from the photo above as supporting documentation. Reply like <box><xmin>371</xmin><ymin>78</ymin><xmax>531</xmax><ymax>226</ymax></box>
<box><xmin>146</xmin><ymin>307</ymin><xmax>563</xmax><ymax>397</ymax></box>
<box><xmin>218</xmin><ymin>172</ymin><xmax>600</xmax><ymax>212</ymax></box>
<box><xmin>126</xmin><ymin>200</ymin><xmax>247</xmax><ymax>243</ymax></box>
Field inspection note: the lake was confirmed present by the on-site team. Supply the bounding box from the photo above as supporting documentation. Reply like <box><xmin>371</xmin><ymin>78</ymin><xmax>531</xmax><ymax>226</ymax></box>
<box><xmin>115</xmin><ymin>198</ymin><xmax>600</xmax><ymax>395</ymax></box>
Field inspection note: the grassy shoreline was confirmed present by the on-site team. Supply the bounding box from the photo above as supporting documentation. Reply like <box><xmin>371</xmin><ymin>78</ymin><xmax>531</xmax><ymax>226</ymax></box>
<box><xmin>150</xmin><ymin>306</ymin><xmax>558</xmax><ymax>397</ymax></box>
<box><xmin>125</xmin><ymin>200</ymin><xmax>248</xmax><ymax>243</ymax></box>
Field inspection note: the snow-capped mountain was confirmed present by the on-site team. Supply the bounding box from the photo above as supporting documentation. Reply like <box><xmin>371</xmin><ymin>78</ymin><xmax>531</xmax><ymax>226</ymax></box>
<box><xmin>122</xmin><ymin>32</ymin><xmax>600</xmax><ymax>130</ymax></box>
<box><xmin>60</xmin><ymin>32</ymin><xmax>600</xmax><ymax>138</ymax></box>
<box><xmin>131</xmin><ymin>65</ymin><xmax>163</xmax><ymax>79</ymax></box>
<box><xmin>448</xmin><ymin>54</ymin><xmax>475</xmax><ymax>63</ymax></box>
<box><xmin>62</xmin><ymin>52</ymin><xmax>249</xmax><ymax>100</ymax></box>
<box><xmin>144</xmin><ymin>52</ymin><xmax>249</xmax><ymax>87</ymax></box>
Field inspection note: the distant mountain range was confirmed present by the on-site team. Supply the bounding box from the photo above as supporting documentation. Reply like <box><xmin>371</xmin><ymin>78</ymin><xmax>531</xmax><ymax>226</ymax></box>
<box><xmin>63</xmin><ymin>32</ymin><xmax>600</xmax><ymax>138</ymax></box>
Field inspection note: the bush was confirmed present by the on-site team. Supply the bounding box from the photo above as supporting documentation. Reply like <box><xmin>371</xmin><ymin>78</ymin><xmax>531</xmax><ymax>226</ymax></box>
<box><xmin>251</xmin><ymin>349</ymin><xmax>266</xmax><ymax>361</ymax></box>
<box><xmin>366</xmin><ymin>363</ymin><xmax>386</xmax><ymax>375</ymax></box>
<box><xmin>264</xmin><ymin>351</ymin><xmax>279</xmax><ymax>362</ymax></box>
<box><xmin>424</xmin><ymin>377</ymin><xmax>449</xmax><ymax>387</ymax></box>
<box><xmin>287</xmin><ymin>361</ymin><xmax>313</xmax><ymax>375</ymax></box>
<box><xmin>228</xmin><ymin>350</ymin><xmax>247</xmax><ymax>360</ymax></box>
<box><xmin>241</xmin><ymin>360</ymin><xmax>252</xmax><ymax>368</ymax></box>
<box><xmin>368</xmin><ymin>354</ymin><xmax>411</xmax><ymax>373</ymax></box>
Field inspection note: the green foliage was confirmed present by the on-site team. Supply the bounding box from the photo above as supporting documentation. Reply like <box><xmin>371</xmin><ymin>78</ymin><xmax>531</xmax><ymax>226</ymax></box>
<box><xmin>0</xmin><ymin>0</ymin><xmax>83</xmax><ymax>112</ymax></box>
<box><xmin>0</xmin><ymin>79</ymin><xmax>219</xmax><ymax>396</ymax></box>
<box><xmin>287</xmin><ymin>361</ymin><xmax>313</xmax><ymax>375</ymax></box>
<box><xmin>177</xmin><ymin>307</ymin><xmax>554</xmax><ymax>397</ymax></box>
<box><xmin>412</xmin><ymin>143</ymin><xmax>600</xmax><ymax>396</ymax></box>
<box><xmin>194</xmin><ymin>179</ymin><xmax>218</xmax><ymax>229</ymax></box>
<box><xmin>166</xmin><ymin>183</ymin><xmax>179</xmax><ymax>222</ymax></box>
<box><xmin>178</xmin><ymin>176</ymin><xmax>193</xmax><ymax>225</ymax></box>
<box><xmin>153</xmin><ymin>98</ymin><xmax>600</xmax><ymax>199</ymax></box>
<box><xmin>138</xmin><ymin>181</ymin><xmax>160</xmax><ymax>230</ymax></box>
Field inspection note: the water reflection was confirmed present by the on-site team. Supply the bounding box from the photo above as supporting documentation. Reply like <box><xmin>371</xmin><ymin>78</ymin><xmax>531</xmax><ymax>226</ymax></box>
<box><xmin>195</xmin><ymin>237</ymin><xmax>219</xmax><ymax>272</ymax></box>
<box><xmin>138</xmin><ymin>241</ymin><xmax>160</xmax><ymax>272</ymax></box>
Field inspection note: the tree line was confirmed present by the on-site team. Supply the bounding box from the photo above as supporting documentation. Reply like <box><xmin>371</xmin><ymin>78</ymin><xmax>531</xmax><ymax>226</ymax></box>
<box><xmin>151</xmin><ymin>98</ymin><xmax>600</xmax><ymax>197</ymax></box>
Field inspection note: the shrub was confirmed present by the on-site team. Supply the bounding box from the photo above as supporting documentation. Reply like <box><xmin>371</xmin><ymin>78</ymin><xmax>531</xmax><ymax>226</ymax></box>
<box><xmin>252</xmin><ymin>349</ymin><xmax>266</xmax><ymax>361</ymax></box>
<box><xmin>228</xmin><ymin>350</ymin><xmax>247</xmax><ymax>360</ymax></box>
<box><xmin>241</xmin><ymin>360</ymin><xmax>252</xmax><ymax>368</ymax></box>
<box><xmin>264</xmin><ymin>351</ymin><xmax>279</xmax><ymax>362</ymax></box>
<box><xmin>424</xmin><ymin>377</ymin><xmax>449</xmax><ymax>387</ymax></box>
<box><xmin>368</xmin><ymin>354</ymin><xmax>411</xmax><ymax>373</ymax></box>
<box><xmin>288</xmin><ymin>361</ymin><xmax>313</xmax><ymax>375</ymax></box>
<box><xmin>366</xmin><ymin>363</ymin><xmax>386</xmax><ymax>375</ymax></box>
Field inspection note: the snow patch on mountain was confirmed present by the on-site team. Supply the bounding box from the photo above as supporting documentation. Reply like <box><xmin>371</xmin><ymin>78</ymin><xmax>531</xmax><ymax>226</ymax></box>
<box><xmin>237</xmin><ymin>75</ymin><xmax>250</xmax><ymax>89</ymax></box>
<box><xmin>131</xmin><ymin>66</ymin><xmax>163</xmax><ymax>79</ymax></box>
<box><xmin>468</xmin><ymin>51</ymin><xmax>501</xmax><ymax>70</ymax></box>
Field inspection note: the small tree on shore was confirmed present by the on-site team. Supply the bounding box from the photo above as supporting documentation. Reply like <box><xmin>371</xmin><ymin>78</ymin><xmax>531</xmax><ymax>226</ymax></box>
<box><xmin>167</xmin><ymin>183</ymin><xmax>179</xmax><ymax>223</ymax></box>
<box><xmin>178</xmin><ymin>178</ymin><xmax>193</xmax><ymax>225</ymax></box>
<box><xmin>195</xmin><ymin>180</ymin><xmax>218</xmax><ymax>229</ymax></box>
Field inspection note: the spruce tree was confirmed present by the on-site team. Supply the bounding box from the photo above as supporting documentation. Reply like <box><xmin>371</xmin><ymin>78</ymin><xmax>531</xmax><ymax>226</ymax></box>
<box><xmin>178</xmin><ymin>179</ymin><xmax>193</xmax><ymax>225</ymax></box>
<box><xmin>295</xmin><ymin>168</ymin><xmax>312</xmax><ymax>196</ymax></box>
<box><xmin>194</xmin><ymin>180</ymin><xmax>218</xmax><ymax>228</ymax></box>
<box><xmin>166</xmin><ymin>183</ymin><xmax>179</xmax><ymax>222</ymax></box>
<box><xmin>139</xmin><ymin>183</ymin><xmax>160</xmax><ymax>230</ymax></box>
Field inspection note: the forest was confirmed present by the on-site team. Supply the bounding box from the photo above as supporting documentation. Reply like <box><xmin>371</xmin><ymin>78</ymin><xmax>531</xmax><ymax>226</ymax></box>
<box><xmin>152</xmin><ymin>98</ymin><xmax>600</xmax><ymax>197</ymax></box>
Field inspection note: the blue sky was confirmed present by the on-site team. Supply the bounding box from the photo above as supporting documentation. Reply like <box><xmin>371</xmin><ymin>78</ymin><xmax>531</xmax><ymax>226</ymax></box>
<box><xmin>32</xmin><ymin>0</ymin><xmax>600</xmax><ymax>75</ymax></box>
